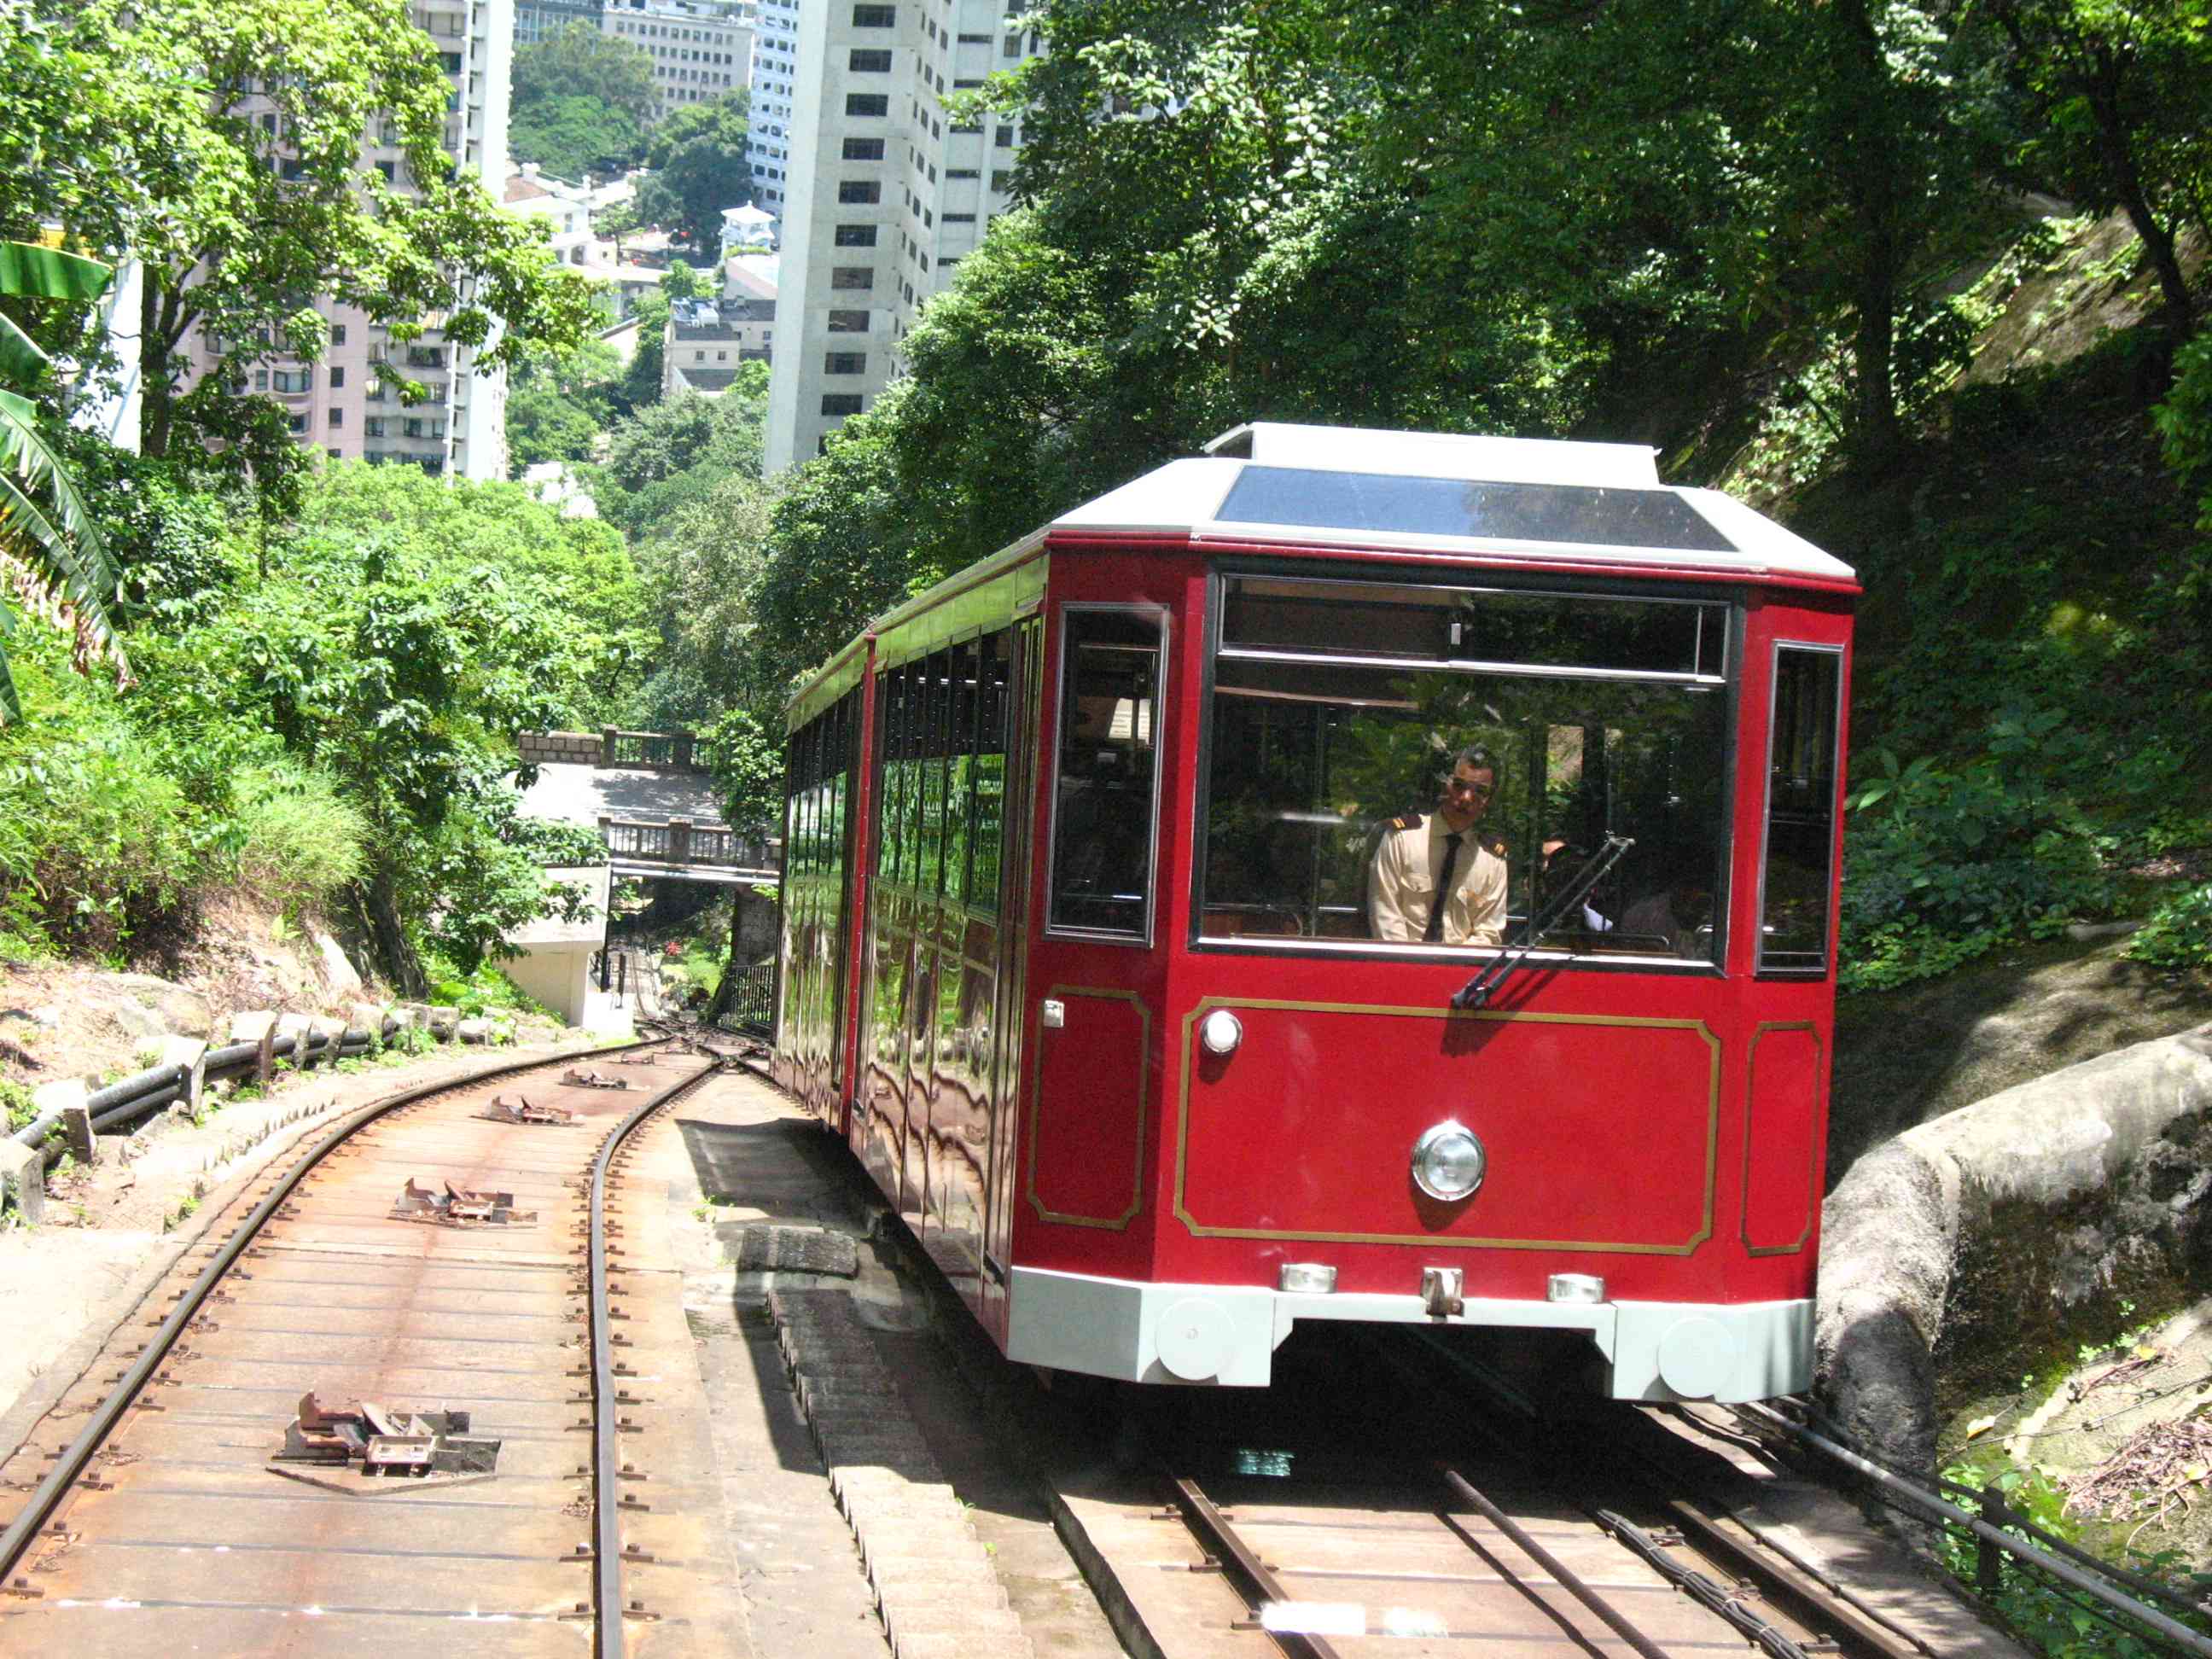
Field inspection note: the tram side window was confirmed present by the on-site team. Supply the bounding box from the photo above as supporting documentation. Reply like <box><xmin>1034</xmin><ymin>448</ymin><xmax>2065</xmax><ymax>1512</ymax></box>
<box><xmin>1201</xmin><ymin>575</ymin><xmax>1729</xmax><ymax>962</ymax></box>
<box><xmin>1048</xmin><ymin>608</ymin><xmax>1163</xmax><ymax>940</ymax></box>
<box><xmin>1759</xmin><ymin>646</ymin><xmax>1842</xmax><ymax>973</ymax></box>
<box><xmin>969</xmin><ymin>633</ymin><xmax>1010</xmax><ymax>913</ymax></box>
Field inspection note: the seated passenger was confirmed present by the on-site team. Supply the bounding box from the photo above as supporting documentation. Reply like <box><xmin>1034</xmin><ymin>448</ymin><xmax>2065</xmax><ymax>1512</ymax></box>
<box><xmin>1617</xmin><ymin>850</ymin><xmax>1714</xmax><ymax>957</ymax></box>
<box><xmin>1368</xmin><ymin>745</ymin><xmax>1509</xmax><ymax>946</ymax></box>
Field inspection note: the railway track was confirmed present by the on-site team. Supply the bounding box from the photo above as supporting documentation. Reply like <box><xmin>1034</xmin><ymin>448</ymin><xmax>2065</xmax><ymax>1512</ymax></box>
<box><xmin>1044</xmin><ymin>1326</ymin><xmax>1994</xmax><ymax>1659</ymax></box>
<box><xmin>0</xmin><ymin>1037</ymin><xmax>723</xmax><ymax>1656</ymax></box>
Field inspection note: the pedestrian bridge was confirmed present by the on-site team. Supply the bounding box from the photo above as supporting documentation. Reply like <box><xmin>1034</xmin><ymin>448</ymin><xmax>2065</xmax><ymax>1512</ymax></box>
<box><xmin>515</xmin><ymin>728</ymin><xmax>779</xmax><ymax>887</ymax></box>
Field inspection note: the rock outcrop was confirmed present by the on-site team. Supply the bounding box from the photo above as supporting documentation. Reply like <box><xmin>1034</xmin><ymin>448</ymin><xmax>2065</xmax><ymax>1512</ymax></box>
<box><xmin>1817</xmin><ymin>1023</ymin><xmax>2212</xmax><ymax>1480</ymax></box>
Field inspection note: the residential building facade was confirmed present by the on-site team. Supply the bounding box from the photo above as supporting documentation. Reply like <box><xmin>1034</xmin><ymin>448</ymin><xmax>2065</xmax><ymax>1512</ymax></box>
<box><xmin>762</xmin><ymin>0</ymin><xmax>1036</xmax><ymax>470</ymax></box>
<box><xmin>746</xmin><ymin>0</ymin><xmax>800</xmax><ymax>216</ymax></box>
<box><xmin>189</xmin><ymin>0</ymin><xmax>514</xmax><ymax>480</ymax></box>
<box><xmin>602</xmin><ymin>0</ymin><xmax>753</xmax><ymax>118</ymax></box>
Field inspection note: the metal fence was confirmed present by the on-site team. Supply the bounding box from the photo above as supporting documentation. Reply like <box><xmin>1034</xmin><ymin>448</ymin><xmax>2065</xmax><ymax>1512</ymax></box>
<box><xmin>720</xmin><ymin>961</ymin><xmax>775</xmax><ymax>1039</ymax></box>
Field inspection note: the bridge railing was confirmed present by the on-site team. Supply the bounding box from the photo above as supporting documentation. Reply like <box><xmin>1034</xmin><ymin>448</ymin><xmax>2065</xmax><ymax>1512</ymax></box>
<box><xmin>598</xmin><ymin>815</ymin><xmax>777</xmax><ymax>871</ymax></box>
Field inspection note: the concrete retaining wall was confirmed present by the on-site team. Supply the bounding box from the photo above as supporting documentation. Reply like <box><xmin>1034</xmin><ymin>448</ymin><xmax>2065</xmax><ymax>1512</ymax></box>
<box><xmin>1817</xmin><ymin>1023</ymin><xmax>2212</xmax><ymax>1477</ymax></box>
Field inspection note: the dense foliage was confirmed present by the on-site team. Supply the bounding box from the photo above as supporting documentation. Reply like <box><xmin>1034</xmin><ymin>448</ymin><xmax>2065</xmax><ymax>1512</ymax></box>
<box><xmin>510</xmin><ymin>22</ymin><xmax>656</xmax><ymax>180</ymax></box>
<box><xmin>0</xmin><ymin>458</ymin><xmax>647</xmax><ymax>988</ymax></box>
<box><xmin>636</xmin><ymin>94</ymin><xmax>753</xmax><ymax>251</ymax></box>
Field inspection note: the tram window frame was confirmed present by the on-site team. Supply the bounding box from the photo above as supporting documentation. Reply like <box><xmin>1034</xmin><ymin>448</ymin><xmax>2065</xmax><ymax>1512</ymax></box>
<box><xmin>1192</xmin><ymin>567</ymin><xmax>1737</xmax><ymax>968</ymax></box>
<box><xmin>1756</xmin><ymin>642</ymin><xmax>1843</xmax><ymax>976</ymax></box>
<box><xmin>1045</xmin><ymin>604</ymin><xmax>1167</xmax><ymax>947</ymax></box>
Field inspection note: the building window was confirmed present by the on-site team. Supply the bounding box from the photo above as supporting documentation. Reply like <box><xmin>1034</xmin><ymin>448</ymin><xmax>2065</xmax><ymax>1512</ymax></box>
<box><xmin>288</xmin><ymin>412</ymin><xmax>308</xmax><ymax>434</ymax></box>
<box><xmin>364</xmin><ymin>418</ymin><xmax>386</xmax><ymax>438</ymax></box>
<box><xmin>994</xmin><ymin>126</ymin><xmax>1013</xmax><ymax>148</ymax></box>
<box><xmin>846</xmin><ymin>91</ymin><xmax>888</xmax><ymax>116</ymax></box>
<box><xmin>1002</xmin><ymin>32</ymin><xmax>1021</xmax><ymax>55</ymax></box>
<box><xmin>947</xmin><ymin>167</ymin><xmax>978</xmax><ymax>179</ymax></box>
<box><xmin>852</xmin><ymin>3</ymin><xmax>894</xmax><ymax>23</ymax></box>
<box><xmin>841</xmin><ymin>137</ymin><xmax>885</xmax><ymax>160</ymax></box>
<box><xmin>958</xmin><ymin>31</ymin><xmax>989</xmax><ymax>42</ymax></box>
<box><xmin>329</xmin><ymin>408</ymin><xmax>343</xmax><ymax>427</ymax></box>
<box><xmin>847</xmin><ymin>47</ymin><xmax>891</xmax><ymax>72</ymax></box>
<box><xmin>330</xmin><ymin>324</ymin><xmax>347</xmax><ymax>346</ymax></box>
<box><xmin>991</xmin><ymin>169</ymin><xmax>1013</xmax><ymax>192</ymax></box>
<box><xmin>824</xmin><ymin>351</ymin><xmax>865</xmax><ymax>374</ymax></box>
<box><xmin>827</xmin><ymin>309</ymin><xmax>870</xmax><ymax>332</ymax></box>
<box><xmin>834</xmin><ymin>223</ymin><xmax>878</xmax><ymax>247</ymax></box>
<box><xmin>329</xmin><ymin>364</ymin><xmax>345</xmax><ymax>388</ymax></box>
<box><xmin>944</xmin><ymin>212</ymin><xmax>975</xmax><ymax>223</ymax></box>
<box><xmin>837</xmin><ymin>180</ymin><xmax>882</xmax><ymax>204</ymax></box>
<box><xmin>831</xmin><ymin>266</ymin><xmax>874</xmax><ymax>289</ymax></box>
<box><xmin>821</xmin><ymin>393</ymin><xmax>863</xmax><ymax>416</ymax></box>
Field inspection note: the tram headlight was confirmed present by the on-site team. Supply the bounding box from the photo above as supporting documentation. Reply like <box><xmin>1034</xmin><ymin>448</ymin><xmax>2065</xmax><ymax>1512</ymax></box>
<box><xmin>1410</xmin><ymin>1121</ymin><xmax>1486</xmax><ymax>1202</ymax></box>
<box><xmin>1200</xmin><ymin>1009</ymin><xmax>1243</xmax><ymax>1056</ymax></box>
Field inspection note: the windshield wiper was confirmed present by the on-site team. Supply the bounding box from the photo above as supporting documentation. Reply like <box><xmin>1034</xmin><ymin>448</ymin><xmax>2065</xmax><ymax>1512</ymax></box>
<box><xmin>1452</xmin><ymin>835</ymin><xmax>1633</xmax><ymax>1011</ymax></box>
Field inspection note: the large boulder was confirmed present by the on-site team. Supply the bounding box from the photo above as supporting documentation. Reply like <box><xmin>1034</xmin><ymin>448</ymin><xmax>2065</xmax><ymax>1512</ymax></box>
<box><xmin>88</xmin><ymin>972</ymin><xmax>212</xmax><ymax>1043</ymax></box>
<box><xmin>1818</xmin><ymin>1024</ymin><xmax>2212</xmax><ymax>1480</ymax></box>
<box><xmin>311</xmin><ymin>929</ymin><xmax>364</xmax><ymax>1000</ymax></box>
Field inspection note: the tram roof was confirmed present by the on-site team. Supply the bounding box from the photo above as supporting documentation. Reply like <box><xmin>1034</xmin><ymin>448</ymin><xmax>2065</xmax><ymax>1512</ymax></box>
<box><xmin>787</xmin><ymin>422</ymin><xmax>1854</xmax><ymax>724</ymax></box>
<box><xmin>1051</xmin><ymin>422</ymin><xmax>1856</xmax><ymax>586</ymax></box>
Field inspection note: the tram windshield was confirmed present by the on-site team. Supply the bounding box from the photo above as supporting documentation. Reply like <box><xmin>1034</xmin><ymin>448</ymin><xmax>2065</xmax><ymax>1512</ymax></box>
<box><xmin>1201</xmin><ymin>574</ymin><xmax>1732</xmax><ymax>962</ymax></box>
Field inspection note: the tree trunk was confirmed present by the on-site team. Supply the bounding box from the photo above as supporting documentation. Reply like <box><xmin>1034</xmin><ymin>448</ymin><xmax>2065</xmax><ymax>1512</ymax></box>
<box><xmin>352</xmin><ymin>860</ymin><xmax>428</xmax><ymax>998</ymax></box>
<box><xmin>703</xmin><ymin>888</ymin><xmax>743</xmax><ymax>1025</ymax></box>
<box><xmin>139</xmin><ymin>274</ymin><xmax>175</xmax><ymax>460</ymax></box>
<box><xmin>2083</xmin><ymin>44</ymin><xmax>2195</xmax><ymax>329</ymax></box>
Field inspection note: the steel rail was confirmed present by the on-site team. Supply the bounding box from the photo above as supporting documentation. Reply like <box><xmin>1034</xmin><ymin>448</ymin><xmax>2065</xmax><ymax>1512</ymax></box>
<box><xmin>0</xmin><ymin>1037</ymin><xmax>667</xmax><ymax>1594</ymax></box>
<box><xmin>1437</xmin><ymin>1464</ymin><xmax>1674</xmax><ymax>1659</ymax></box>
<box><xmin>1167</xmin><ymin>1474</ymin><xmax>1346</xmax><ymax>1659</ymax></box>
<box><xmin>1737</xmin><ymin>1401</ymin><xmax>2212</xmax><ymax>1659</ymax></box>
<box><xmin>590</xmin><ymin>1057</ymin><xmax>719</xmax><ymax>1659</ymax></box>
<box><xmin>1595</xmin><ymin>1507</ymin><xmax>1811</xmax><ymax>1659</ymax></box>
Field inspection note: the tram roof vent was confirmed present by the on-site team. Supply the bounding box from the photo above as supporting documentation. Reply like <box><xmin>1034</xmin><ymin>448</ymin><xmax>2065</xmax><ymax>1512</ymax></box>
<box><xmin>1202</xmin><ymin>422</ymin><xmax>1661</xmax><ymax>491</ymax></box>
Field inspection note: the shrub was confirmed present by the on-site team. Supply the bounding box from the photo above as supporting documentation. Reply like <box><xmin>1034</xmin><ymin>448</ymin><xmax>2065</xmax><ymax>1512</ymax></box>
<box><xmin>2128</xmin><ymin>882</ymin><xmax>2212</xmax><ymax>973</ymax></box>
<box><xmin>231</xmin><ymin>762</ymin><xmax>370</xmax><ymax>908</ymax></box>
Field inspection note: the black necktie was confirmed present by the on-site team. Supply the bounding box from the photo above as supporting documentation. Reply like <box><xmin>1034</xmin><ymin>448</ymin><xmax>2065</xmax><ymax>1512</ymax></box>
<box><xmin>1423</xmin><ymin>832</ymin><xmax>1464</xmax><ymax>943</ymax></box>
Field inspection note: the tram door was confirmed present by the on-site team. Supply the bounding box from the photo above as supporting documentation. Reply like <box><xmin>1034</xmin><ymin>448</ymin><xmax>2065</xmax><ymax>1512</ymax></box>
<box><xmin>980</xmin><ymin>617</ymin><xmax>1042</xmax><ymax>1337</ymax></box>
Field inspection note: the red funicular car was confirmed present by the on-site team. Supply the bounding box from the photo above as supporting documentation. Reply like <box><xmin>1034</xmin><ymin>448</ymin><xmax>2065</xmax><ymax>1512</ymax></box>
<box><xmin>774</xmin><ymin>422</ymin><xmax>1854</xmax><ymax>1403</ymax></box>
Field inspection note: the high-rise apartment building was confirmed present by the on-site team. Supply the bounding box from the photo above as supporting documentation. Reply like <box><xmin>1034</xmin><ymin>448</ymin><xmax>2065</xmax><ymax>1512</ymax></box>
<box><xmin>190</xmin><ymin>0</ymin><xmax>514</xmax><ymax>480</ymax></box>
<box><xmin>746</xmin><ymin>0</ymin><xmax>800</xmax><ymax>215</ymax></box>
<box><xmin>763</xmin><ymin>0</ymin><xmax>1035</xmax><ymax>469</ymax></box>
<box><xmin>602</xmin><ymin>0</ymin><xmax>753</xmax><ymax>118</ymax></box>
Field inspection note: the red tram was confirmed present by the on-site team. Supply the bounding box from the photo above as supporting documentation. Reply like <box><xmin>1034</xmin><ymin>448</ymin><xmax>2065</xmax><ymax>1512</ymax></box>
<box><xmin>773</xmin><ymin>422</ymin><xmax>1854</xmax><ymax>1403</ymax></box>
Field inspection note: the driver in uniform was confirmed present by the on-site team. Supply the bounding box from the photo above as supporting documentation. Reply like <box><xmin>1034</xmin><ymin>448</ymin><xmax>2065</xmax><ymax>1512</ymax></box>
<box><xmin>1368</xmin><ymin>745</ymin><xmax>1509</xmax><ymax>946</ymax></box>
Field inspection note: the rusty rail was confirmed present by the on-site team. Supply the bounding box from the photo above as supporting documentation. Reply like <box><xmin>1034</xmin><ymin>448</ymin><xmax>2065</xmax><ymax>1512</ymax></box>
<box><xmin>0</xmin><ymin>1038</ymin><xmax>665</xmax><ymax>1607</ymax></box>
<box><xmin>589</xmin><ymin>1058</ymin><xmax>719</xmax><ymax>1656</ymax></box>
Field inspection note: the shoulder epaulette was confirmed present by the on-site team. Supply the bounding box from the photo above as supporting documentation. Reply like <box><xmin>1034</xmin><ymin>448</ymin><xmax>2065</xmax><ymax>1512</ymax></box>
<box><xmin>1389</xmin><ymin>812</ymin><xmax>1425</xmax><ymax>831</ymax></box>
<box><xmin>1481</xmin><ymin>833</ymin><xmax>1508</xmax><ymax>859</ymax></box>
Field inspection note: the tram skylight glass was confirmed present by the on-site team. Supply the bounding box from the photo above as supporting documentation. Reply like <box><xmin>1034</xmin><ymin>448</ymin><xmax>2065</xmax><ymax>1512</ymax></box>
<box><xmin>1214</xmin><ymin>467</ymin><xmax>1737</xmax><ymax>554</ymax></box>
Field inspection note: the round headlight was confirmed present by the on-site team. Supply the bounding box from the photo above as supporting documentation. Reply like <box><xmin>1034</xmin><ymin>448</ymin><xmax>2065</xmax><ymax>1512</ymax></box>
<box><xmin>1200</xmin><ymin>1009</ymin><xmax>1243</xmax><ymax>1056</ymax></box>
<box><xmin>1411</xmin><ymin>1121</ymin><xmax>1487</xmax><ymax>1202</ymax></box>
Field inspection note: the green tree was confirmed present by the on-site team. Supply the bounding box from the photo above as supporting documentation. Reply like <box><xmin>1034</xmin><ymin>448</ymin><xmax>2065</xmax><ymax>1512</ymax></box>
<box><xmin>620</xmin><ymin>288</ymin><xmax>672</xmax><ymax>410</ymax></box>
<box><xmin>636</xmin><ymin>92</ymin><xmax>752</xmax><ymax>250</ymax></box>
<box><xmin>513</xmin><ymin>21</ymin><xmax>658</xmax><ymax>125</ymax></box>
<box><xmin>0</xmin><ymin>239</ymin><xmax>125</xmax><ymax>721</ymax></box>
<box><xmin>593</xmin><ymin>370</ymin><xmax>769</xmax><ymax>530</ymax></box>
<box><xmin>1972</xmin><ymin>0</ymin><xmax>2212</xmax><ymax>329</ymax></box>
<box><xmin>505</xmin><ymin>336</ymin><xmax>622</xmax><ymax>473</ymax></box>
<box><xmin>661</xmin><ymin>259</ymin><xmax>713</xmax><ymax>302</ymax></box>
<box><xmin>509</xmin><ymin>94</ymin><xmax>646</xmax><ymax>182</ymax></box>
<box><xmin>182</xmin><ymin>463</ymin><xmax>644</xmax><ymax>988</ymax></box>
<box><xmin>44</xmin><ymin>0</ymin><xmax>599</xmax><ymax>499</ymax></box>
